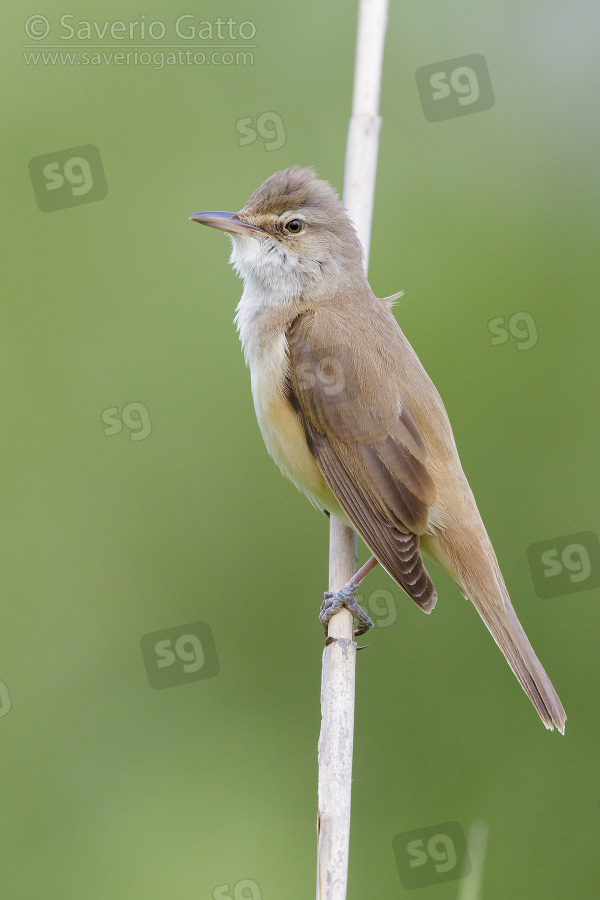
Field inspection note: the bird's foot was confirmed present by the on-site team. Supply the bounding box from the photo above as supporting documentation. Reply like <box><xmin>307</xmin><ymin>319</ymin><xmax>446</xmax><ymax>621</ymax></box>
<box><xmin>320</xmin><ymin>584</ymin><xmax>374</xmax><ymax>637</ymax></box>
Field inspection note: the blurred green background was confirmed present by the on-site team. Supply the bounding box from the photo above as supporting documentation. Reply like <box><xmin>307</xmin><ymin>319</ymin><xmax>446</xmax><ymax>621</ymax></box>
<box><xmin>2</xmin><ymin>1</ymin><xmax>599</xmax><ymax>897</ymax></box>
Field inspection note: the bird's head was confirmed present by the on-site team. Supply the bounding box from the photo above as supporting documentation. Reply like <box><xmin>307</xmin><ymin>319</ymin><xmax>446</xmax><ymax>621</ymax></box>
<box><xmin>190</xmin><ymin>167</ymin><xmax>365</xmax><ymax>302</ymax></box>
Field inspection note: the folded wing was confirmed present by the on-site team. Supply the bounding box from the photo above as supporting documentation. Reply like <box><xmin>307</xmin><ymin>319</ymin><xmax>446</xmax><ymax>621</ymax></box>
<box><xmin>286</xmin><ymin>311</ymin><xmax>437</xmax><ymax>612</ymax></box>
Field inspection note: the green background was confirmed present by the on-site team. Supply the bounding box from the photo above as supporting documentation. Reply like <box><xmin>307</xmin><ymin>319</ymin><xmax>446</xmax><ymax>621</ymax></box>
<box><xmin>3</xmin><ymin>0</ymin><xmax>599</xmax><ymax>897</ymax></box>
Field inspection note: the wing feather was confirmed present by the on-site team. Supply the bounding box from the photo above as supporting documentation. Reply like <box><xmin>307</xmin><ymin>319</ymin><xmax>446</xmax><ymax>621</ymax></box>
<box><xmin>287</xmin><ymin>312</ymin><xmax>437</xmax><ymax>611</ymax></box>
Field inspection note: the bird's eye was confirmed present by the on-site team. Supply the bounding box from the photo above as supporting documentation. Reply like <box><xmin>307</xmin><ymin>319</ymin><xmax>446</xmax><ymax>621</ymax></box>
<box><xmin>285</xmin><ymin>218</ymin><xmax>304</xmax><ymax>234</ymax></box>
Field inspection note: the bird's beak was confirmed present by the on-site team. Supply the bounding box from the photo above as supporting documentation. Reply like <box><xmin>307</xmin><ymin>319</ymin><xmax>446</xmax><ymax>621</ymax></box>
<box><xmin>189</xmin><ymin>210</ymin><xmax>264</xmax><ymax>236</ymax></box>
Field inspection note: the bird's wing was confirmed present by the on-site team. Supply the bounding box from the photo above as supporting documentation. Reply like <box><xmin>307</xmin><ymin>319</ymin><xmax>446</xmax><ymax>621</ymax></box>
<box><xmin>285</xmin><ymin>310</ymin><xmax>437</xmax><ymax>612</ymax></box>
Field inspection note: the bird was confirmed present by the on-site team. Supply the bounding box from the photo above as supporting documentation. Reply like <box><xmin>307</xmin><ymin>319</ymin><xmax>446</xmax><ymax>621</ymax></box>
<box><xmin>190</xmin><ymin>166</ymin><xmax>566</xmax><ymax>733</ymax></box>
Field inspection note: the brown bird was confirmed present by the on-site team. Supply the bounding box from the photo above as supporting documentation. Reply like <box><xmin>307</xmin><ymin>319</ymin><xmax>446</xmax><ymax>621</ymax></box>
<box><xmin>190</xmin><ymin>166</ymin><xmax>566</xmax><ymax>733</ymax></box>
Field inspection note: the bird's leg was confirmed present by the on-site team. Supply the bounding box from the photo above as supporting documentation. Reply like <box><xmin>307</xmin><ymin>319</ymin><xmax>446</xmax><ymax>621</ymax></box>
<box><xmin>320</xmin><ymin>556</ymin><xmax>379</xmax><ymax>637</ymax></box>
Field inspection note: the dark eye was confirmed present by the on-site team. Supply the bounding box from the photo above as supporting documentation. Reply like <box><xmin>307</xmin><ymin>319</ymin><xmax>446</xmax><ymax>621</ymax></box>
<box><xmin>285</xmin><ymin>218</ymin><xmax>304</xmax><ymax>234</ymax></box>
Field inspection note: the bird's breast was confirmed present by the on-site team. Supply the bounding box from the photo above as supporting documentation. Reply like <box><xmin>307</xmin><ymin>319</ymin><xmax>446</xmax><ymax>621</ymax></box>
<box><xmin>247</xmin><ymin>331</ymin><xmax>344</xmax><ymax>518</ymax></box>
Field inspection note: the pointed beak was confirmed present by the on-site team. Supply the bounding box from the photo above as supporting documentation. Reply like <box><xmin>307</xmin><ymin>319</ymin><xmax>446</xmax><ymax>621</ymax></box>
<box><xmin>189</xmin><ymin>210</ymin><xmax>264</xmax><ymax>236</ymax></box>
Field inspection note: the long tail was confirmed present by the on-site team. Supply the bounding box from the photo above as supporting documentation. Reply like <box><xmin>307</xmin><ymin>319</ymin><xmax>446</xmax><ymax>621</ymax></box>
<box><xmin>423</xmin><ymin>530</ymin><xmax>566</xmax><ymax>733</ymax></box>
<box><xmin>463</xmin><ymin>573</ymin><xmax>566</xmax><ymax>732</ymax></box>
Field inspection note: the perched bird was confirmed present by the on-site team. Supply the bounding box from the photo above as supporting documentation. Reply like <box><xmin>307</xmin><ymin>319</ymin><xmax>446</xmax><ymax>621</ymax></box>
<box><xmin>190</xmin><ymin>166</ymin><xmax>566</xmax><ymax>733</ymax></box>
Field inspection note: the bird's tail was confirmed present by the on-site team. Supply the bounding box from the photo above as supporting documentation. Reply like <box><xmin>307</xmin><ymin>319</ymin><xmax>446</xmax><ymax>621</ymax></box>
<box><xmin>423</xmin><ymin>529</ymin><xmax>566</xmax><ymax>733</ymax></box>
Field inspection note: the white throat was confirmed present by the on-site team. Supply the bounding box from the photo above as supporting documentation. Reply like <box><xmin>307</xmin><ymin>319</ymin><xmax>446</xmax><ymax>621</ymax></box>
<box><xmin>230</xmin><ymin>233</ymin><xmax>316</xmax><ymax>366</ymax></box>
<box><xmin>229</xmin><ymin>232</ymin><xmax>316</xmax><ymax>304</ymax></box>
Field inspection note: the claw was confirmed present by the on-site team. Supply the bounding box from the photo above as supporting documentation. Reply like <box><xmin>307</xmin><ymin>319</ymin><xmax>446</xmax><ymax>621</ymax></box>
<box><xmin>320</xmin><ymin>584</ymin><xmax>374</xmax><ymax>637</ymax></box>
